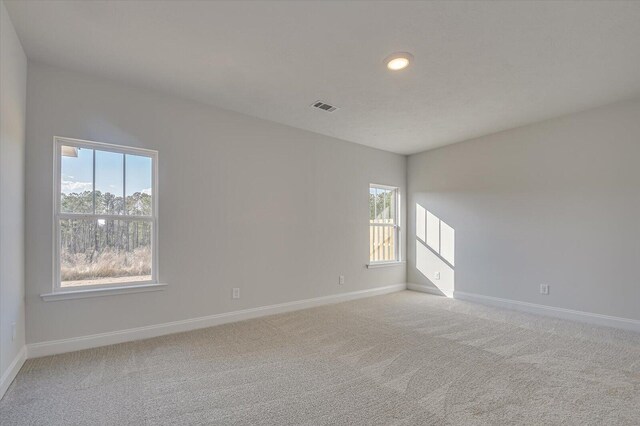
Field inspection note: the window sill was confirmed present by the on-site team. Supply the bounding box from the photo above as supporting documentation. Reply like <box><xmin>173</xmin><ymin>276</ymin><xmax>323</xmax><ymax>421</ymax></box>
<box><xmin>41</xmin><ymin>283</ymin><xmax>168</xmax><ymax>302</ymax></box>
<box><xmin>366</xmin><ymin>261</ymin><xmax>406</xmax><ymax>269</ymax></box>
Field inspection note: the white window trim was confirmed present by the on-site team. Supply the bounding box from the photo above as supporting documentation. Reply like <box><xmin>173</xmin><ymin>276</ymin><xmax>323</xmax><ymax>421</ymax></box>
<box><xmin>41</xmin><ymin>283</ymin><xmax>167</xmax><ymax>302</ymax></box>
<box><xmin>366</xmin><ymin>261</ymin><xmax>405</xmax><ymax>269</ymax></box>
<box><xmin>368</xmin><ymin>183</ymin><xmax>401</xmax><ymax>265</ymax></box>
<box><xmin>46</xmin><ymin>136</ymin><xmax>161</xmax><ymax>299</ymax></box>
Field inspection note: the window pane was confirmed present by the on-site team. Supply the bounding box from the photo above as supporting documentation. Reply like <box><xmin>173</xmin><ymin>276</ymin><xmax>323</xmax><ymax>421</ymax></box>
<box><xmin>375</xmin><ymin>189</ymin><xmax>386</xmax><ymax>221</ymax></box>
<box><xmin>369</xmin><ymin>188</ymin><xmax>376</xmax><ymax>221</ymax></box>
<box><xmin>383</xmin><ymin>190</ymin><xmax>389</xmax><ymax>222</ymax></box>
<box><xmin>126</xmin><ymin>154</ymin><xmax>153</xmax><ymax>216</ymax></box>
<box><xmin>60</xmin><ymin>218</ymin><xmax>152</xmax><ymax>287</ymax></box>
<box><xmin>60</xmin><ymin>146</ymin><xmax>94</xmax><ymax>213</ymax></box>
<box><xmin>95</xmin><ymin>150</ymin><xmax>124</xmax><ymax>215</ymax></box>
<box><xmin>369</xmin><ymin>225</ymin><xmax>396</xmax><ymax>262</ymax></box>
<box><xmin>371</xmin><ymin>188</ymin><xmax>394</xmax><ymax>224</ymax></box>
<box><xmin>387</xmin><ymin>190</ymin><xmax>396</xmax><ymax>224</ymax></box>
<box><xmin>371</xmin><ymin>188</ymin><xmax>390</xmax><ymax>223</ymax></box>
<box><xmin>369</xmin><ymin>185</ymin><xmax>399</xmax><ymax>262</ymax></box>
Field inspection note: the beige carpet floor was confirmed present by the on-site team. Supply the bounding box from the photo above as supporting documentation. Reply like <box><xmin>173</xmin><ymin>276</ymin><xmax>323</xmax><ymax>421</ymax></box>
<box><xmin>1</xmin><ymin>291</ymin><xmax>639</xmax><ymax>425</ymax></box>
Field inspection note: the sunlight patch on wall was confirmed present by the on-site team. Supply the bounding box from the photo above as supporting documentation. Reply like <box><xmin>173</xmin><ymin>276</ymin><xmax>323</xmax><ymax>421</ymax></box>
<box><xmin>426</xmin><ymin>210</ymin><xmax>441</xmax><ymax>253</ymax></box>
<box><xmin>415</xmin><ymin>204</ymin><xmax>455</xmax><ymax>297</ymax></box>
<box><xmin>440</xmin><ymin>220</ymin><xmax>455</xmax><ymax>266</ymax></box>
<box><xmin>416</xmin><ymin>204</ymin><xmax>426</xmax><ymax>242</ymax></box>
<box><xmin>416</xmin><ymin>240</ymin><xmax>454</xmax><ymax>297</ymax></box>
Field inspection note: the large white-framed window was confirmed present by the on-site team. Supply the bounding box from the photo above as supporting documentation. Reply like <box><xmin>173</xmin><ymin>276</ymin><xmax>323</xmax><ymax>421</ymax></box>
<box><xmin>369</xmin><ymin>184</ymin><xmax>401</xmax><ymax>264</ymax></box>
<box><xmin>52</xmin><ymin>136</ymin><xmax>158</xmax><ymax>292</ymax></box>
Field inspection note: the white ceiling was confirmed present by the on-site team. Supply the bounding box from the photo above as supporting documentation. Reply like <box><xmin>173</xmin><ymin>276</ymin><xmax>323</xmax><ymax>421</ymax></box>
<box><xmin>6</xmin><ymin>1</ymin><xmax>640</xmax><ymax>155</ymax></box>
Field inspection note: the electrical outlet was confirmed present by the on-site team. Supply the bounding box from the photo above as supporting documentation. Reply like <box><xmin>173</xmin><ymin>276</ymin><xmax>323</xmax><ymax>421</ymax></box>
<box><xmin>540</xmin><ymin>284</ymin><xmax>549</xmax><ymax>295</ymax></box>
<box><xmin>11</xmin><ymin>322</ymin><xmax>16</xmax><ymax>341</ymax></box>
<box><xmin>232</xmin><ymin>288</ymin><xmax>240</xmax><ymax>299</ymax></box>
<box><xmin>339</xmin><ymin>275</ymin><xmax>345</xmax><ymax>285</ymax></box>
<box><xmin>434</xmin><ymin>272</ymin><xmax>441</xmax><ymax>280</ymax></box>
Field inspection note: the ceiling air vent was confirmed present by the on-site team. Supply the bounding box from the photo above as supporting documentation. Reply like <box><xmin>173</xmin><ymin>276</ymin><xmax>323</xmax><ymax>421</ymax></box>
<box><xmin>311</xmin><ymin>100</ymin><xmax>339</xmax><ymax>113</ymax></box>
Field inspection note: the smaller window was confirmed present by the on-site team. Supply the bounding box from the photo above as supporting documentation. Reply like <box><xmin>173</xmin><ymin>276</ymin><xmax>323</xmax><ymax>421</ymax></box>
<box><xmin>369</xmin><ymin>184</ymin><xmax>400</xmax><ymax>263</ymax></box>
<box><xmin>54</xmin><ymin>137</ymin><xmax>158</xmax><ymax>291</ymax></box>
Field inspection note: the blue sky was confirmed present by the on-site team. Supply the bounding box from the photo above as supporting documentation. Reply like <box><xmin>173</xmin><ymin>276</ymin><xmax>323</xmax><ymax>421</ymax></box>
<box><xmin>61</xmin><ymin>147</ymin><xmax>152</xmax><ymax>196</ymax></box>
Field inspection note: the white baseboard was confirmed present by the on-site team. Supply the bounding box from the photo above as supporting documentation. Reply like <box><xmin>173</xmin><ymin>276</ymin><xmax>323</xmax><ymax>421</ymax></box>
<box><xmin>407</xmin><ymin>282</ymin><xmax>449</xmax><ymax>296</ymax></box>
<box><xmin>453</xmin><ymin>291</ymin><xmax>640</xmax><ymax>333</ymax></box>
<box><xmin>0</xmin><ymin>346</ymin><xmax>26</xmax><ymax>401</ymax></box>
<box><xmin>27</xmin><ymin>283</ymin><xmax>407</xmax><ymax>359</ymax></box>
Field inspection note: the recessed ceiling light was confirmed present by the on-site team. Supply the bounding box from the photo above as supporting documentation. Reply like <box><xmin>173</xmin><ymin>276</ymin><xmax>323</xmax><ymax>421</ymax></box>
<box><xmin>385</xmin><ymin>52</ymin><xmax>413</xmax><ymax>71</ymax></box>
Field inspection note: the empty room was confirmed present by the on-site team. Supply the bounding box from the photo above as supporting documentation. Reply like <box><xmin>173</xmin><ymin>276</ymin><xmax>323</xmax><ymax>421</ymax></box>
<box><xmin>1</xmin><ymin>1</ymin><xmax>639</xmax><ymax>424</ymax></box>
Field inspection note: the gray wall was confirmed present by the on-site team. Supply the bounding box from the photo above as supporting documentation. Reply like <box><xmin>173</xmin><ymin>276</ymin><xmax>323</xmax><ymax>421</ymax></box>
<box><xmin>0</xmin><ymin>0</ymin><xmax>27</xmax><ymax>378</ymax></box>
<box><xmin>25</xmin><ymin>63</ymin><xmax>406</xmax><ymax>344</ymax></box>
<box><xmin>408</xmin><ymin>99</ymin><xmax>640</xmax><ymax>320</ymax></box>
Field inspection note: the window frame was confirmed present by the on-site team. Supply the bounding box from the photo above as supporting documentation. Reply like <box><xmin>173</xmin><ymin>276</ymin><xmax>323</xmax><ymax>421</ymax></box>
<box><xmin>52</xmin><ymin>136</ymin><xmax>159</xmax><ymax>293</ymax></box>
<box><xmin>368</xmin><ymin>183</ymin><xmax>401</xmax><ymax>264</ymax></box>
